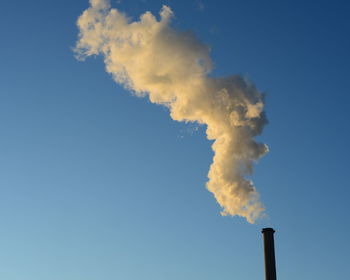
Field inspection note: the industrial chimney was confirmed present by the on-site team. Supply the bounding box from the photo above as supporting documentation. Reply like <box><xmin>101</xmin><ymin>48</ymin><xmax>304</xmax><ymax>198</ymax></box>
<box><xmin>262</xmin><ymin>228</ymin><xmax>277</xmax><ymax>280</ymax></box>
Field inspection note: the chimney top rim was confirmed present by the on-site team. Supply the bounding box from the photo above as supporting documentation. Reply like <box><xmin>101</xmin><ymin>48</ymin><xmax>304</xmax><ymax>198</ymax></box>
<box><xmin>262</xmin><ymin>227</ymin><xmax>275</xmax><ymax>233</ymax></box>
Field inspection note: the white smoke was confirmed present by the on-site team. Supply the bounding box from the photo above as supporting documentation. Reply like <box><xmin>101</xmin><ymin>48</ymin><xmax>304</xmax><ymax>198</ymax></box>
<box><xmin>75</xmin><ymin>0</ymin><xmax>268</xmax><ymax>223</ymax></box>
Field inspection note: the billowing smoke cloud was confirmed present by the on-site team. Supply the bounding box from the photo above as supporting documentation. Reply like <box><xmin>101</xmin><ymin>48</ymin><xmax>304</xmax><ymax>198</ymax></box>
<box><xmin>75</xmin><ymin>0</ymin><xmax>268</xmax><ymax>223</ymax></box>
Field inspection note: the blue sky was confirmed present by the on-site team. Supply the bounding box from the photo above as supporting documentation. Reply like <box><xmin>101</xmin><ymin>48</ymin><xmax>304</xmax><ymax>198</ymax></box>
<box><xmin>1</xmin><ymin>0</ymin><xmax>350</xmax><ymax>279</ymax></box>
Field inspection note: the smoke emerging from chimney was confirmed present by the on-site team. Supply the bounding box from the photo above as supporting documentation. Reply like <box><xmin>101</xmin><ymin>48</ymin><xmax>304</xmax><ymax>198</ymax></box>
<box><xmin>75</xmin><ymin>0</ymin><xmax>268</xmax><ymax>223</ymax></box>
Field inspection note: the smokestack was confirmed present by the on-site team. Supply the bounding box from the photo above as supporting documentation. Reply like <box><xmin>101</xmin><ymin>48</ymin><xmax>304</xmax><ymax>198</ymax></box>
<box><xmin>262</xmin><ymin>228</ymin><xmax>277</xmax><ymax>280</ymax></box>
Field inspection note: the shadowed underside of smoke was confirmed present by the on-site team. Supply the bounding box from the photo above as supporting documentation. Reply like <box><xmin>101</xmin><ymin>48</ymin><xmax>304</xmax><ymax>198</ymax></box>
<box><xmin>75</xmin><ymin>0</ymin><xmax>268</xmax><ymax>223</ymax></box>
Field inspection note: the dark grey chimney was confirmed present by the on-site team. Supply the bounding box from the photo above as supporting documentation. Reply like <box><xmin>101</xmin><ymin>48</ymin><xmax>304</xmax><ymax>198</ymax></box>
<box><xmin>262</xmin><ymin>228</ymin><xmax>277</xmax><ymax>280</ymax></box>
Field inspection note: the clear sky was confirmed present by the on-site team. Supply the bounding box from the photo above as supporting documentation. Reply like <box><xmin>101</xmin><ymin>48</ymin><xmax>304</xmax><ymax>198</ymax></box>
<box><xmin>1</xmin><ymin>0</ymin><xmax>349</xmax><ymax>279</ymax></box>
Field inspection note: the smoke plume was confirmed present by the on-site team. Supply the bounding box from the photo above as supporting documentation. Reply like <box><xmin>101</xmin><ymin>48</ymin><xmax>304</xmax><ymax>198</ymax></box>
<box><xmin>75</xmin><ymin>0</ymin><xmax>268</xmax><ymax>223</ymax></box>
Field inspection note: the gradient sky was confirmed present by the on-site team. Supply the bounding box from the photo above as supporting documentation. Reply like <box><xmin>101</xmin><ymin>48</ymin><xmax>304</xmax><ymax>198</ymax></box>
<box><xmin>1</xmin><ymin>0</ymin><xmax>350</xmax><ymax>279</ymax></box>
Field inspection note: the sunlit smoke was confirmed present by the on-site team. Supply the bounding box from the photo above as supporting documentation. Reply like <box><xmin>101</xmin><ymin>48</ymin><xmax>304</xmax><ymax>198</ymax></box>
<box><xmin>75</xmin><ymin>0</ymin><xmax>268</xmax><ymax>223</ymax></box>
